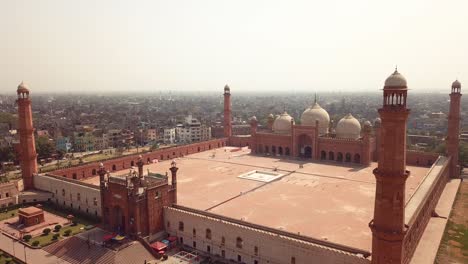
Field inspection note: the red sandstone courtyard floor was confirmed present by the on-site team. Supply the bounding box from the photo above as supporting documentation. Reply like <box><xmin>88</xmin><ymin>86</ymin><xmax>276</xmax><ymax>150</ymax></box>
<box><xmin>82</xmin><ymin>147</ymin><xmax>431</xmax><ymax>251</ymax></box>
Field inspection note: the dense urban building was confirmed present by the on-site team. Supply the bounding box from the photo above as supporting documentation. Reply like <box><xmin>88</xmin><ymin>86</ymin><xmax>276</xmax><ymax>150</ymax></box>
<box><xmin>175</xmin><ymin>115</ymin><xmax>211</xmax><ymax>144</ymax></box>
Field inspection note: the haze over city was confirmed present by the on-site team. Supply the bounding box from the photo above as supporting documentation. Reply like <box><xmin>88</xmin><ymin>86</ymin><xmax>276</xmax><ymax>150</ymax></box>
<box><xmin>1</xmin><ymin>1</ymin><xmax>468</xmax><ymax>264</ymax></box>
<box><xmin>1</xmin><ymin>0</ymin><xmax>467</xmax><ymax>93</ymax></box>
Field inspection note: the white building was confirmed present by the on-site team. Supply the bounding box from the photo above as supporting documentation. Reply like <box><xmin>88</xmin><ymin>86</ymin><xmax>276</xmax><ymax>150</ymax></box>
<box><xmin>176</xmin><ymin>115</ymin><xmax>211</xmax><ymax>143</ymax></box>
<box><xmin>164</xmin><ymin>128</ymin><xmax>176</xmax><ymax>144</ymax></box>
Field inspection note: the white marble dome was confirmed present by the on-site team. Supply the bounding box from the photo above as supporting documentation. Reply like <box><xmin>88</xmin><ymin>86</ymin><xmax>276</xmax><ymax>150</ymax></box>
<box><xmin>362</xmin><ymin>120</ymin><xmax>372</xmax><ymax>134</ymax></box>
<box><xmin>273</xmin><ymin>111</ymin><xmax>294</xmax><ymax>133</ymax></box>
<box><xmin>301</xmin><ymin>102</ymin><xmax>330</xmax><ymax>134</ymax></box>
<box><xmin>384</xmin><ymin>69</ymin><xmax>407</xmax><ymax>89</ymax></box>
<box><xmin>336</xmin><ymin>113</ymin><xmax>361</xmax><ymax>139</ymax></box>
<box><xmin>374</xmin><ymin>118</ymin><xmax>382</xmax><ymax>127</ymax></box>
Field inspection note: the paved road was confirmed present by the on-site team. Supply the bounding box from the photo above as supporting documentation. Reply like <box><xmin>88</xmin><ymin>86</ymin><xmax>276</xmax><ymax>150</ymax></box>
<box><xmin>0</xmin><ymin>232</ymin><xmax>70</xmax><ymax>264</ymax></box>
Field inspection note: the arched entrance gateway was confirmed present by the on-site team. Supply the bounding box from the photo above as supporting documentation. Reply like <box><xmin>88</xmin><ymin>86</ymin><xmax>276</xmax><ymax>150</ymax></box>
<box><xmin>303</xmin><ymin>146</ymin><xmax>312</xmax><ymax>158</ymax></box>
<box><xmin>113</xmin><ymin>206</ymin><xmax>125</xmax><ymax>233</ymax></box>
<box><xmin>297</xmin><ymin>134</ymin><xmax>313</xmax><ymax>159</ymax></box>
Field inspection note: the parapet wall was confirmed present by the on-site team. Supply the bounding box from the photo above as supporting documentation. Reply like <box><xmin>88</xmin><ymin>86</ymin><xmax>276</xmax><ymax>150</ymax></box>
<box><xmin>164</xmin><ymin>205</ymin><xmax>370</xmax><ymax>264</ymax></box>
<box><xmin>48</xmin><ymin>139</ymin><xmax>227</xmax><ymax>180</ymax></box>
<box><xmin>402</xmin><ymin>156</ymin><xmax>450</xmax><ymax>264</ymax></box>
<box><xmin>229</xmin><ymin>135</ymin><xmax>251</xmax><ymax>147</ymax></box>
<box><xmin>406</xmin><ymin>151</ymin><xmax>439</xmax><ymax>167</ymax></box>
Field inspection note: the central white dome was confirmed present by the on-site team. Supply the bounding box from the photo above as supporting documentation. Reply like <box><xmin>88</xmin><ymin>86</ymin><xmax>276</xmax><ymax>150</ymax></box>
<box><xmin>336</xmin><ymin>113</ymin><xmax>361</xmax><ymax>139</ymax></box>
<box><xmin>301</xmin><ymin>102</ymin><xmax>330</xmax><ymax>134</ymax></box>
<box><xmin>273</xmin><ymin>111</ymin><xmax>294</xmax><ymax>133</ymax></box>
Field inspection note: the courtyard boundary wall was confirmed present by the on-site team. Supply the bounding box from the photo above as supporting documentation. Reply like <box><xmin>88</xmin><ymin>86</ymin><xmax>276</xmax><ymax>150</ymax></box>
<box><xmin>406</xmin><ymin>151</ymin><xmax>439</xmax><ymax>167</ymax></box>
<box><xmin>164</xmin><ymin>205</ymin><xmax>370</xmax><ymax>264</ymax></box>
<box><xmin>402</xmin><ymin>156</ymin><xmax>450</xmax><ymax>263</ymax></box>
<box><xmin>48</xmin><ymin>139</ymin><xmax>227</xmax><ymax>180</ymax></box>
<box><xmin>229</xmin><ymin>135</ymin><xmax>251</xmax><ymax>147</ymax></box>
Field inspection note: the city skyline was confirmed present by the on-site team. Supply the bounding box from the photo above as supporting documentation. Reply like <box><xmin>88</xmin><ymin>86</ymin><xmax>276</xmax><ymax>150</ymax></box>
<box><xmin>1</xmin><ymin>0</ymin><xmax>467</xmax><ymax>93</ymax></box>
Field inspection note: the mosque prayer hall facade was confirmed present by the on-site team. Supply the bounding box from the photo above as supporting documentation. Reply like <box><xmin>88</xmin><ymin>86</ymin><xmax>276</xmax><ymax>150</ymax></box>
<box><xmin>247</xmin><ymin>94</ymin><xmax>376</xmax><ymax>166</ymax></box>
<box><xmin>13</xmin><ymin>69</ymin><xmax>463</xmax><ymax>264</ymax></box>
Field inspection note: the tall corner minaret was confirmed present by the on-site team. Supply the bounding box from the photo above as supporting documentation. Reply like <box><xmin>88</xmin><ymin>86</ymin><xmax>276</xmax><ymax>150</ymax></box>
<box><xmin>16</xmin><ymin>81</ymin><xmax>38</xmax><ymax>190</ymax></box>
<box><xmin>447</xmin><ymin>79</ymin><xmax>462</xmax><ymax>178</ymax></box>
<box><xmin>170</xmin><ymin>160</ymin><xmax>179</xmax><ymax>204</ymax></box>
<box><xmin>370</xmin><ymin>69</ymin><xmax>410</xmax><ymax>264</ymax></box>
<box><xmin>223</xmin><ymin>84</ymin><xmax>232</xmax><ymax>138</ymax></box>
<box><xmin>249</xmin><ymin>116</ymin><xmax>258</xmax><ymax>153</ymax></box>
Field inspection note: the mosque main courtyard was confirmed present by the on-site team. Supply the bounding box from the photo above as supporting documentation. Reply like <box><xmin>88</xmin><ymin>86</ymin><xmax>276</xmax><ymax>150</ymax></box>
<box><xmin>82</xmin><ymin>146</ymin><xmax>430</xmax><ymax>251</ymax></box>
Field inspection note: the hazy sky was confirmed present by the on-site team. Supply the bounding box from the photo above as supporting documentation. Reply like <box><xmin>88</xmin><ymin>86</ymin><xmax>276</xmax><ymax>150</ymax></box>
<box><xmin>1</xmin><ymin>0</ymin><xmax>467</xmax><ymax>93</ymax></box>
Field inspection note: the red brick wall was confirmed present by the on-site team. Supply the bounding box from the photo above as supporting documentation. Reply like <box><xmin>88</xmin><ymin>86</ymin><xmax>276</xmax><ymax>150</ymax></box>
<box><xmin>19</xmin><ymin>212</ymin><xmax>45</xmax><ymax>227</ymax></box>
<box><xmin>146</xmin><ymin>186</ymin><xmax>175</xmax><ymax>235</ymax></box>
<box><xmin>229</xmin><ymin>136</ymin><xmax>251</xmax><ymax>148</ymax></box>
<box><xmin>49</xmin><ymin>139</ymin><xmax>227</xmax><ymax>180</ymax></box>
<box><xmin>406</xmin><ymin>151</ymin><xmax>439</xmax><ymax>167</ymax></box>
<box><xmin>401</xmin><ymin>157</ymin><xmax>450</xmax><ymax>264</ymax></box>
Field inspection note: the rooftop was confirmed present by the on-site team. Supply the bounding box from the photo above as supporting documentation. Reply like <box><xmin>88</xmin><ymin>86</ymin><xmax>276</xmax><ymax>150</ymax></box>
<box><xmin>86</xmin><ymin>147</ymin><xmax>430</xmax><ymax>251</ymax></box>
<box><xmin>18</xmin><ymin>206</ymin><xmax>43</xmax><ymax>216</ymax></box>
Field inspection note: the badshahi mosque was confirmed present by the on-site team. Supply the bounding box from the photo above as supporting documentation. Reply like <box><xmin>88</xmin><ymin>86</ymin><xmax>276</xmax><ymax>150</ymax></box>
<box><xmin>13</xmin><ymin>69</ymin><xmax>463</xmax><ymax>264</ymax></box>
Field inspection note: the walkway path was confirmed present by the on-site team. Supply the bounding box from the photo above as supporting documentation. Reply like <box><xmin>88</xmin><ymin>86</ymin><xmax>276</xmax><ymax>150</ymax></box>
<box><xmin>42</xmin><ymin>234</ymin><xmax>155</xmax><ymax>264</ymax></box>
<box><xmin>411</xmin><ymin>176</ymin><xmax>463</xmax><ymax>263</ymax></box>
<box><xmin>0</xmin><ymin>232</ymin><xmax>69</xmax><ymax>263</ymax></box>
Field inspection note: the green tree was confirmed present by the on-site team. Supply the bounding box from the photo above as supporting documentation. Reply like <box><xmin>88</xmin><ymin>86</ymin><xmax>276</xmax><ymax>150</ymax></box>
<box><xmin>42</xmin><ymin>228</ymin><xmax>51</xmax><ymax>235</ymax></box>
<box><xmin>0</xmin><ymin>147</ymin><xmax>15</xmax><ymax>163</ymax></box>
<box><xmin>432</xmin><ymin>142</ymin><xmax>446</xmax><ymax>155</ymax></box>
<box><xmin>431</xmin><ymin>141</ymin><xmax>468</xmax><ymax>166</ymax></box>
<box><xmin>460</xmin><ymin>142</ymin><xmax>468</xmax><ymax>166</ymax></box>
<box><xmin>35</xmin><ymin>136</ymin><xmax>56</xmax><ymax>159</ymax></box>
<box><xmin>150</xmin><ymin>143</ymin><xmax>159</xmax><ymax>151</ymax></box>
<box><xmin>56</xmin><ymin>149</ymin><xmax>65</xmax><ymax>160</ymax></box>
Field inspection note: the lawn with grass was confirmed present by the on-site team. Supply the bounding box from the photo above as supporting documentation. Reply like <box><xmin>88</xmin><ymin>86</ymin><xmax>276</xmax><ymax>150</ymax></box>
<box><xmin>41</xmin><ymin>205</ymin><xmax>98</xmax><ymax>227</ymax></box>
<box><xmin>27</xmin><ymin>223</ymin><xmax>87</xmax><ymax>247</ymax></box>
<box><xmin>82</xmin><ymin>153</ymin><xmax>119</xmax><ymax>163</ymax></box>
<box><xmin>39</xmin><ymin>160</ymin><xmax>80</xmax><ymax>173</ymax></box>
<box><xmin>0</xmin><ymin>209</ymin><xmax>18</xmax><ymax>221</ymax></box>
<box><xmin>24</xmin><ymin>203</ymin><xmax>99</xmax><ymax>247</ymax></box>
<box><xmin>0</xmin><ymin>251</ymin><xmax>21</xmax><ymax>264</ymax></box>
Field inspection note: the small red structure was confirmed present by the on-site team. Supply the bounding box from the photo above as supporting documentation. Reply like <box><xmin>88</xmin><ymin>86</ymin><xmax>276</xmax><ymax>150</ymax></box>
<box><xmin>18</xmin><ymin>206</ymin><xmax>45</xmax><ymax>227</ymax></box>
<box><xmin>151</xmin><ymin>241</ymin><xmax>167</xmax><ymax>252</ymax></box>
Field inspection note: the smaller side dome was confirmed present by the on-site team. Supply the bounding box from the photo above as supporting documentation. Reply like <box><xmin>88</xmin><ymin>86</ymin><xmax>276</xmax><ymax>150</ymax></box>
<box><xmin>362</xmin><ymin>120</ymin><xmax>372</xmax><ymax>134</ymax></box>
<box><xmin>250</xmin><ymin>116</ymin><xmax>257</xmax><ymax>125</ymax></box>
<box><xmin>17</xmin><ymin>81</ymin><xmax>30</xmax><ymax>94</ymax></box>
<box><xmin>272</xmin><ymin>111</ymin><xmax>294</xmax><ymax>133</ymax></box>
<box><xmin>452</xmin><ymin>79</ymin><xmax>461</xmax><ymax>89</ymax></box>
<box><xmin>373</xmin><ymin>118</ymin><xmax>382</xmax><ymax>127</ymax></box>
<box><xmin>336</xmin><ymin>113</ymin><xmax>361</xmax><ymax>139</ymax></box>
<box><xmin>384</xmin><ymin>68</ymin><xmax>407</xmax><ymax>89</ymax></box>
